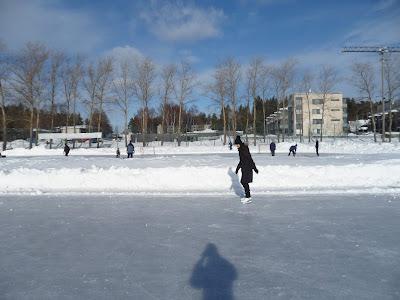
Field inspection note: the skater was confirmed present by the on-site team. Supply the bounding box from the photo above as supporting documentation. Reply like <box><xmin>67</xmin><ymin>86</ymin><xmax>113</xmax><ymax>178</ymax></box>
<box><xmin>116</xmin><ymin>148</ymin><xmax>120</xmax><ymax>158</ymax></box>
<box><xmin>234</xmin><ymin>135</ymin><xmax>258</xmax><ymax>204</ymax></box>
<box><xmin>127</xmin><ymin>141</ymin><xmax>134</xmax><ymax>158</ymax></box>
<box><xmin>228</xmin><ymin>140</ymin><xmax>233</xmax><ymax>150</ymax></box>
<box><xmin>288</xmin><ymin>144</ymin><xmax>297</xmax><ymax>157</ymax></box>
<box><xmin>269</xmin><ymin>141</ymin><xmax>276</xmax><ymax>156</ymax></box>
<box><xmin>315</xmin><ymin>139</ymin><xmax>319</xmax><ymax>156</ymax></box>
<box><xmin>63</xmin><ymin>143</ymin><xmax>70</xmax><ymax>156</ymax></box>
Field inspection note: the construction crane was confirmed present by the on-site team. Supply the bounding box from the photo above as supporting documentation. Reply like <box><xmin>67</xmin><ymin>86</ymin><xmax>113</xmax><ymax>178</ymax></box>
<box><xmin>342</xmin><ymin>46</ymin><xmax>400</xmax><ymax>142</ymax></box>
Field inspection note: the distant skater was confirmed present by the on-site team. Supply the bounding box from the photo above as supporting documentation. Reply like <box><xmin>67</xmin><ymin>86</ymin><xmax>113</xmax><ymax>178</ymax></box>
<box><xmin>269</xmin><ymin>141</ymin><xmax>276</xmax><ymax>156</ymax></box>
<box><xmin>288</xmin><ymin>144</ymin><xmax>297</xmax><ymax>157</ymax></box>
<box><xmin>315</xmin><ymin>140</ymin><xmax>319</xmax><ymax>156</ymax></box>
<box><xmin>63</xmin><ymin>143</ymin><xmax>70</xmax><ymax>156</ymax></box>
<box><xmin>116</xmin><ymin>148</ymin><xmax>121</xmax><ymax>158</ymax></box>
<box><xmin>234</xmin><ymin>136</ymin><xmax>258</xmax><ymax>204</ymax></box>
<box><xmin>127</xmin><ymin>141</ymin><xmax>135</xmax><ymax>158</ymax></box>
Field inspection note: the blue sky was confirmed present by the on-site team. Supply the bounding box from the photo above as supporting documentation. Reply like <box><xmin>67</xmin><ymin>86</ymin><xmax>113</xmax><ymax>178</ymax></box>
<box><xmin>1</xmin><ymin>0</ymin><xmax>399</xmax><ymax>127</ymax></box>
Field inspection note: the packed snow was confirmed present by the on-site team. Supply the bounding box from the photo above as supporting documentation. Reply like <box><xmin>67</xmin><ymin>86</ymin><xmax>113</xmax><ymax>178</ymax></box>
<box><xmin>1</xmin><ymin>138</ymin><xmax>400</xmax><ymax>195</ymax></box>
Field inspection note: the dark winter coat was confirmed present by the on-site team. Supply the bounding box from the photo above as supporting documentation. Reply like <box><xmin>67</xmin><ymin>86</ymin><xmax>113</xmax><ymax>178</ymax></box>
<box><xmin>127</xmin><ymin>143</ymin><xmax>135</xmax><ymax>154</ymax></box>
<box><xmin>289</xmin><ymin>145</ymin><xmax>297</xmax><ymax>152</ymax></box>
<box><xmin>235</xmin><ymin>144</ymin><xmax>258</xmax><ymax>184</ymax></box>
<box><xmin>64</xmin><ymin>144</ymin><xmax>70</xmax><ymax>154</ymax></box>
<box><xmin>315</xmin><ymin>140</ymin><xmax>319</xmax><ymax>149</ymax></box>
<box><xmin>270</xmin><ymin>142</ymin><xmax>276</xmax><ymax>151</ymax></box>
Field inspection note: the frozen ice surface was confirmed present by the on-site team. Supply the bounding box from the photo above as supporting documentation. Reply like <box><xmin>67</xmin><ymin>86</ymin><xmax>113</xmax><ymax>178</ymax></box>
<box><xmin>0</xmin><ymin>194</ymin><xmax>399</xmax><ymax>299</ymax></box>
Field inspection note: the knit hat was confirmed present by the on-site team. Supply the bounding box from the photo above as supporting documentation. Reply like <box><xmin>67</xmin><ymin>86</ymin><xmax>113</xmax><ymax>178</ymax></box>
<box><xmin>234</xmin><ymin>135</ymin><xmax>243</xmax><ymax>145</ymax></box>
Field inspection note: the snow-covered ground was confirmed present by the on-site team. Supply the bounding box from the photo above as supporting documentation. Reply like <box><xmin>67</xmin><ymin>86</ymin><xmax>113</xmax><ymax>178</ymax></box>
<box><xmin>1</xmin><ymin>139</ymin><xmax>400</xmax><ymax>195</ymax></box>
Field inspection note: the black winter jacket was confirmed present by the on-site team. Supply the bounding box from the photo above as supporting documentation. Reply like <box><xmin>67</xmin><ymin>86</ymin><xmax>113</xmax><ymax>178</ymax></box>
<box><xmin>235</xmin><ymin>144</ymin><xmax>258</xmax><ymax>184</ymax></box>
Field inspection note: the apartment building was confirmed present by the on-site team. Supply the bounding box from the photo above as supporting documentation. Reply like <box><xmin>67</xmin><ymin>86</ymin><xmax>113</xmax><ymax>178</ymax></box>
<box><xmin>288</xmin><ymin>92</ymin><xmax>344</xmax><ymax>137</ymax></box>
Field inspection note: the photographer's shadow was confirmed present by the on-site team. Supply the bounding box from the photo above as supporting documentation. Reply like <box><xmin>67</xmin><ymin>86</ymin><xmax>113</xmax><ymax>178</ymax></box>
<box><xmin>190</xmin><ymin>243</ymin><xmax>237</xmax><ymax>300</ymax></box>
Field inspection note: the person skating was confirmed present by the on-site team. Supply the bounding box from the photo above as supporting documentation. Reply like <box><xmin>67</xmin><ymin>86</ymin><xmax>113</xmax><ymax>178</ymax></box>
<box><xmin>63</xmin><ymin>143</ymin><xmax>70</xmax><ymax>156</ymax></box>
<box><xmin>127</xmin><ymin>141</ymin><xmax>135</xmax><ymax>158</ymax></box>
<box><xmin>269</xmin><ymin>141</ymin><xmax>276</xmax><ymax>156</ymax></box>
<box><xmin>288</xmin><ymin>144</ymin><xmax>297</xmax><ymax>157</ymax></box>
<box><xmin>234</xmin><ymin>135</ymin><xmax>258</xmax><ymax>204</ymax></box>
<box><xmin>315</xmin><ymin>139</ymin><xmax>319</xmax><ymax>156</ymax></box>
<box><xmin>116</xmin><ymin>148</ymin><xmax>121</xmax><ymax>158</ymax></box>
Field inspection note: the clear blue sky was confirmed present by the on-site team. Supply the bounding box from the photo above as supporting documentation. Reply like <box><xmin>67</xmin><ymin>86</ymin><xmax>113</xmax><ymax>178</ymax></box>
<box><xmin>1</xmin><ymin>0</ymin><xmax>399</xmax><ymax>127</ymax></box>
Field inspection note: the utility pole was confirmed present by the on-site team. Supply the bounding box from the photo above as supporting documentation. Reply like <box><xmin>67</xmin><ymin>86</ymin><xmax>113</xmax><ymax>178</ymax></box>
<box><xmin>342</xmin><ymin>46</ymin><xmax>400</xmax><ymax>142</ymax></box>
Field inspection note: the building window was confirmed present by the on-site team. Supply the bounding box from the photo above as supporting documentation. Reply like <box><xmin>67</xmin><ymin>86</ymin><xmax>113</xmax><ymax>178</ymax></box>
<box><xmin>331</xmin><ymin>119</ymin><xmax>340</xmax><ymax>122</ymax></box>
<box><xmin>313</xmin><ymin>119</ymin><xmax>322</xmax><ymax>124</ymax></box>
<box><xmin>312</xmin><ymin>109</ymin><xmax>321</xmax><ymax>114</ymax></box>
<box><xmin>331</xmin><ymin>109</ymin><xmax>340</xmax><ymax>111</ymax></box>
<box><xmin>296</xmin><ymin>124</ymin><xmax>302</xmax><ymax>129</ymax></box>
<box><xmin>312</xmin><ymin>99</ymin><xmax>323</xmax><ymax>105</ymax></box>
<box><xmin>331</xmin><ymin>99</ymin><xmax>340</xmax><ymax>102</ymax></box>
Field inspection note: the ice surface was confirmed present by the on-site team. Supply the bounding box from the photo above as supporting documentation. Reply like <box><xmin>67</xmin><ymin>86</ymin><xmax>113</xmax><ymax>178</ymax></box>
<box><xmin>0</xmin><ymin>194</ymin><xmax>399</xmax><ymax>299</ymax></box>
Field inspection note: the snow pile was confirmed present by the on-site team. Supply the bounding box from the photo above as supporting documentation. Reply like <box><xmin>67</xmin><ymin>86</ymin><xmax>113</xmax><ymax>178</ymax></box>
<box><xmin>1</xmin><ymin>159</ymin><xmax>399</xmax><ymax>195</ymax></box>
<box><xmin>3</xmin><ymin>137</ymin><xmax>400</xmax><ymax>156</ymax></box>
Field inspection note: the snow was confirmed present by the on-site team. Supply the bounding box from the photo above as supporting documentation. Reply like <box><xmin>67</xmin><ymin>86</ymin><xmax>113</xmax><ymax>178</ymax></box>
<box><xmin>1</xmin><ymin>138</ymin><xmax>400</xmax><ymax>195</ymax></box>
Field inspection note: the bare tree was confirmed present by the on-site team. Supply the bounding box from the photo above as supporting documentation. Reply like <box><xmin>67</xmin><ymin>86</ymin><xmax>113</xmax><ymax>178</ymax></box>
<box><xmin>0</xmin><ymin>41</ymin><xmax>10</xmax><ymax>151</ymax></box>
<box><xmin>300</xmin><ymin>70</ymin><xmax>314</xmax><ymax>142</ymax></box>
<box><xmin>259</xmin><ymin>64</ymin><xmax>271</xmax><ymax>142</ymax></box>
<box><xmin>223</xmin><ymin>57</ymin><xmax>241</xmax><ymax>136</ymax></box>
<box><xmin>95</xmin><ymin>57</ymin><xmax>113</xmax><ymax>147</ymax></box>
<box><xmin>270</xmin><ymin>59</ymin><xmax>296</xmax><ymax>142</ymax></box>
<box><xmin>83</xmin><ymin>62</ymin><xmax>99</xmax><ymax>133</ymax></box>
<box><xmin>133</xmin><ymin>57</ymin><xmax>156</xmax><ymax>146</ymax></box>
<box><xmin>159</xmin><ymin>64</ymin><xmax>176</xmax><ymax>146</ymax></box>
<box><xmin>384</xmin><ymin>55</ymin><xmax>400</xmax><ymax>142</ymax></box>
<box><xmin>317</xmin><ymin>65</ymin><xmax>337</xmax><ymax>141</ymax></box>
<box><xmin>10</xmin><ymin>42</ymin><xmax>49</xmax><ymax>149</ymax></box>
<box><xmin>175</xmin><ymin>60</ymin><xmax>195</xmax><ymax>146</ymax></box>
<box><xmin>49</xmin><ymin>51</ymin><xmax>65</xmax><ymax>133</ymax></box>
<box><xmin>112</xmin><ymin>58</ymin><xmax>135</xmax><ymax>146</ymax></box>
<box><xmin>205</xmin><ymin>63</ymin><xmax>228</xmax><ymax>144</ymax></box>
<box><xmin>246</xmin><ymin>57</ymin><xmax>264</xmax><ymax>145</ymax></box>
<box><xmin>351</xmin><ymin>62</ymin><xmax>377</xmax><ymax>142</ymax></box>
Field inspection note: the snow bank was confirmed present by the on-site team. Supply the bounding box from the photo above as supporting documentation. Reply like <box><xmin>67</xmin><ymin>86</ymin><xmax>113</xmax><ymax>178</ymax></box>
<box><xmin>3</xmin><ymin>138</ymin><xmax>400</xmax><ymax>157</ymax></box>
<box><xmin>1</xmin><ymin>161</ymin><xmax>399</xmax><ymax>195</ymax></box>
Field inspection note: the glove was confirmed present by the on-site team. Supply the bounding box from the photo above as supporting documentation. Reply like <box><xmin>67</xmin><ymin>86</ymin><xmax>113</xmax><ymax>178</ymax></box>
<box><xmin>255</xmin><ymin>168</ymin><xmax>259</xmax><ymax>174</ymax></box>
<box><xmin>235</xmin><ymin>170</ymin><xmax>238</xmax><ymax>174</ymax></box>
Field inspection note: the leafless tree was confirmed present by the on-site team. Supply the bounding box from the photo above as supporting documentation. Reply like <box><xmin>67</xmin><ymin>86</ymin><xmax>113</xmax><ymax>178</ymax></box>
<box><xmin>259</xmin><ymin>64</ymin><xmax>271</xmax><ymax>142</ymax></box>
<box><xmin>83</xmin><ymin>62</ymin><xmax>99</xmax><ymax>133</ymax></box>
<box><xmin>317</xmin><ymin>65</ymin><xmax>337</xmax><ymax>141</ymax></box>
<box><xmin>300</xmin><ymin>70</ymin><xmax>314</xmax><ymax>142</ymax></box>
<box><xmin>175</xmin><ymin>60</ymin><xmax>196</xmax><ymax>146</ymax></box>
<box><xmin>205</xmin><ymin>63</ymin><xmax>228</xmax><ymax>144</ymax></box>
<box><xmin>223</xmin><ymin>57</ymin><xmax>241</xmax><ymax>136</ymax></box>
<box><xmin>48</xmin><ymin>51</ymin><xmax>65</xmax><ymax>134</ymax></box>
<box><xmin>10</xmin><ymin>42</ymin><xmax>49</xmax><ymax>149</ymax></box>
<box><xmin>351</xmin><ymin>62</ymin><xmax>377</xmax><ymax>142</ymax></box>
<box><xmin>112</xmin><ymin>58</ymin><xmax>135</xmax><ymax>146</ymax></box>
<box><xmin>384</xmin><ymin>55</ymin><xmax>400</xmax><ymax>142</ymax></box>
<box><xmin>246</xmin><ymin>57</ymin><xmax>264</xmax><ymax>145</ymax></box>
<box><xmin>95</xmin><ymin>57</ymin><xmax>113</xmax><ymax>147</ymax></box>
<box><xmin>159</xmin><ymin>64</ymin><xmax>176</xmax><ymax>146</ymax></box>
<box><xmin>0</xmin><ymin>41</ymin><xmax>10</xmax><ymax>151</ymax></box>
<box><xmin>270</xmin><ymin>59</ymin><xmax>297</xmax><ymax>142</ymax></box>
<box><xmin>133</xmin><ymin>57</ymin><xmax>156</xmax><ymax>146</ymax></box>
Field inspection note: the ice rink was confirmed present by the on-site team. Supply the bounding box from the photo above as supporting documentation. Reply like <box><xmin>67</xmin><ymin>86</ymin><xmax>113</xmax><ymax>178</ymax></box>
<box><xmin>0</xmin><ymin>194</ymin><xmax>399</xmax><ymax>299</ymax></box>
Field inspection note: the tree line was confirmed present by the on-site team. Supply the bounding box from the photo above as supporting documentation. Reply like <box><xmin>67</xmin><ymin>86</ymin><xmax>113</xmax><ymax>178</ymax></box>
<box><xmin>1</xmin><ymin>40</ymin><xmax>399</xmax><ymax>151</ymax></box>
